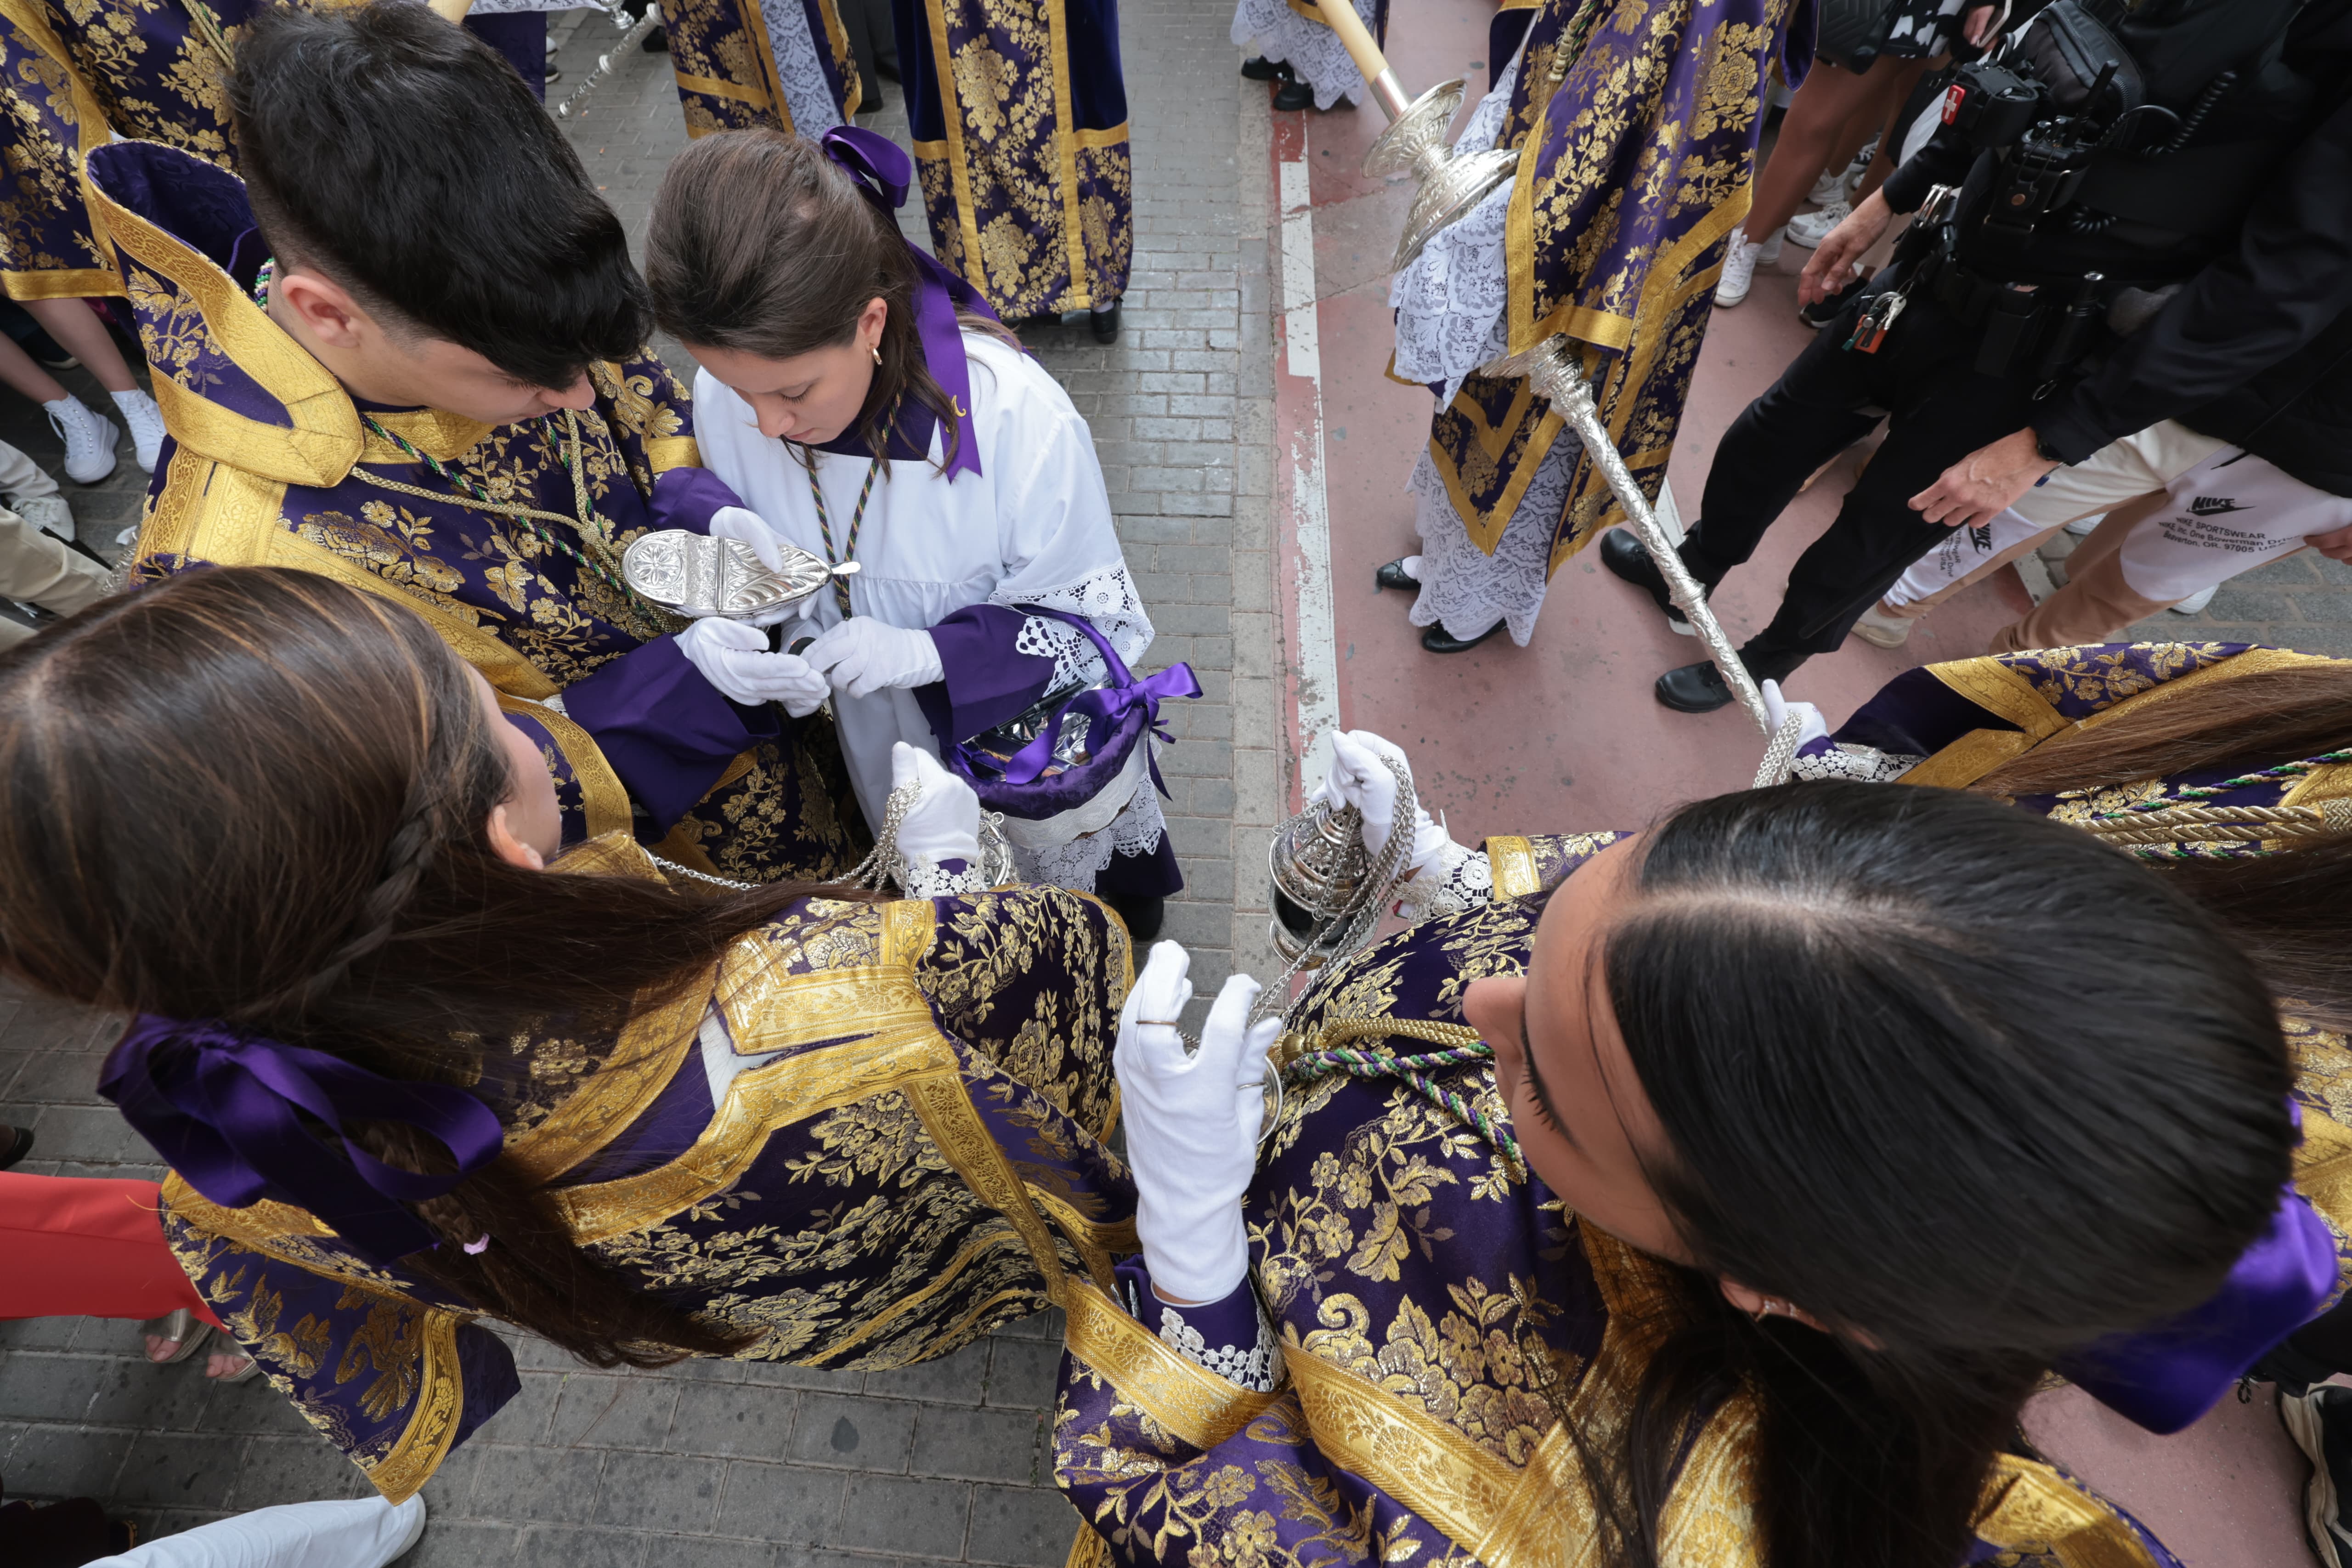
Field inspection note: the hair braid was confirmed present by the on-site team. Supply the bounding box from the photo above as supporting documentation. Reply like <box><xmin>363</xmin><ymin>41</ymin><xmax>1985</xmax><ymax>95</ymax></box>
<box><xmin>243</xmin><ymin>782</ymin><xmax>450</xmax><ymax>1025</ymax></box>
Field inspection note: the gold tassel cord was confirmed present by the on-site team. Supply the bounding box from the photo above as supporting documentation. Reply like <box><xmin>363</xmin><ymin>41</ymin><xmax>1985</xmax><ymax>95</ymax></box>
<box><xmin>2078</xmin><ymin>797</ymin><xmax>2352</xmax><ymax>847</ymax></box>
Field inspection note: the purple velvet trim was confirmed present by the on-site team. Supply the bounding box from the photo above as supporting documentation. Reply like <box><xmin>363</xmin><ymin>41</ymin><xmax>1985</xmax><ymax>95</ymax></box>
<box><xmin>1112</xmin><ymin>1257</ymin><xmax>1263</xmax><ymax>1372</ymax></box>
<box><xmin>818</xmin><ymin>126</ymin><xmax>998</xmax><ymax>480</ymax></box>
<box><xmin>648</xmin><ymin>467</ymin><xmax>744</xmax><ymax>534</ymax></box>
<box><xmin>562</xmin><ymin>636</ymin><xmax>780</xmax><ymax>834</ymax></box>
<box><xmin>2056</xmin><ymin>1182</ymin><xmax>2341</xmax><ymax>1434</ymax></box>
<box><xmin>918</xmin><ymin>604</ymin><xmax>1057</xmax><ymax>751</ymax></box>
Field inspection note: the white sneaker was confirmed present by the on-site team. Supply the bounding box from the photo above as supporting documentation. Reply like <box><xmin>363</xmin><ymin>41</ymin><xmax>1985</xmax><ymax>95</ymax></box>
<box><xmin>9</xmin><ymin>494</ymin><xmax>74</xmax><ymax>542</ymax></box>
<box><xmin>1787</xmin><ymin>200</ymin><xmax>1851</xmax><ymax>249</ymax></box>
<box><xmin>1807</xmin><ymin>169</ymin><xmax>1848</xmax><ymax>206</ymax></box>
<box><xmin>43</xmin><ymin>398</ymin><xmax>119</xmax><ymax>485</ymax></box>
<box><xmin>1715</xmin><ymin>228</ymin><xmax>1782</xmax><ymax>307</ymax></box>
<box><xmin>2169</xmin><ymin>584</ymin><xmax>2219</xmax><ymax>614</ymax></box>
<box><xmin>1849</xmin><ymin>600</ymin><xmax>1916</xmax><ymax>648</ymax></box>
<box><xmin>111</xmin><ymin>389</ymin><xmax>164</xmax><ymax>473</ymax></box>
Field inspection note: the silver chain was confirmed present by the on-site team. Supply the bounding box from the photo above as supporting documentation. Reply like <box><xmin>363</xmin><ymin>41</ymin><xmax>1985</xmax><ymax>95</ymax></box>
<box><xmin>1249</xmin><ymin>754</ymin><xmax>1420</xmax><ymax>1030</ymax></box>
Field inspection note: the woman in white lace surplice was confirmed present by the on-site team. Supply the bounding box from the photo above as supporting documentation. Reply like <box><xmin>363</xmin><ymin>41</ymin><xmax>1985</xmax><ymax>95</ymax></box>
<box><xmin>1386</xmin><ymin>45</ymin><xmax>1584</xmax><ymax>649</ymax></box>
<box><xmin>695</xmin><ymin>330</ymin><xmax>1176</xmax><ymax>904</ymax></box>
<box><xmin>1231</xmin><ymin>0</ymin><xmax>1378</xmax><ymax>110</ymax></box>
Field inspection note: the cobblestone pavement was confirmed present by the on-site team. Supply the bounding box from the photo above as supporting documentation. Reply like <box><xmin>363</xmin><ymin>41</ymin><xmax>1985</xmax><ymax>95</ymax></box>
<box><xmin>0</xmin><ymin>5</ymin><xmax>1276</xmax><ymax>1565</ymax></box>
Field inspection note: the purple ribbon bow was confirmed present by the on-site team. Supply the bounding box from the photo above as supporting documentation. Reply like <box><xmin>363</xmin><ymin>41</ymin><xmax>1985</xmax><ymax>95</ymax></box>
<box><xmin>820</xmin><ymin>126</ymin><xmax>996</xmax><ymax>482</ymax></box>
<box><xmin>101</xmin><ymin>1016</ymin><xmax>506</xmax><ymax>1265</ymax></box>
<box><xmin>994</xmin><ymin>607</ymin><xmax>1199</xmax><ymax>793</ymax></box>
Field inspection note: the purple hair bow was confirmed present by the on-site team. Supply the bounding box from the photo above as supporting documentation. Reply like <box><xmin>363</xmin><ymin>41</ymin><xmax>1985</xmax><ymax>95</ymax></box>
<box><xmin>101</xmin><ymin>1016</ymin><xmax>505</xmax><ymax>1265</ymax></box>
<box><xmin>819</xmin><ymin>125</ymin><xmax>996</xmax><ymax>482</ymax></box>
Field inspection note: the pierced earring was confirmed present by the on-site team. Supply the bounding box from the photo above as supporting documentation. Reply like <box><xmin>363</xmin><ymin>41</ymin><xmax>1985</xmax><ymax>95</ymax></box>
<box><xmin>871</xmin><ymin>345</ymin><xmax>883</xmax><ymax>366</ymax></box>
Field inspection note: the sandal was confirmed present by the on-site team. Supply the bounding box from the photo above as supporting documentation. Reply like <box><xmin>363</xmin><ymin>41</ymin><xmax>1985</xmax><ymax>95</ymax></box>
<box><xmin>211</xmin><ymin>1353</ymin><xmax>260</xmax><ymax>1382</ymax></box>
<box><xmin>141</xmin><ymin>1310</ymin><xmax>212</xmax><ymax>1365</ymax></box>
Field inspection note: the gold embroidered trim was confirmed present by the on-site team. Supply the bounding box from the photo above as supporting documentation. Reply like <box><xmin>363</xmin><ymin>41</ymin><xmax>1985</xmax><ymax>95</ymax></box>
<box><xmin>673</xmin><ymin>68</ymin><xmax>772</xmax><ymax>106</ymax></box>
<box><xmin>907</xmin><ymin>1072</ymin><xmax>1069</xmax><ymax>1305</ymax></box>
<box><xmin>497</xmin><ymin>696</ymin><xmax>633</xmax><ymax>840</ymax></box>
<box><xmin>1026</xmin><ymin>1185</ymin><xmax>1133</xmax><ymax>1295</ymax></box>
<box><xmin>1974</xmin><ymin>1454</ymin><xmax>2164</xmax><ymax>1568</ymax></box>
<box><xmin>1</xmin><ymin>267</ymin><xmax>124</xmax><ymax>300</ymax></box>
<box><xmin>645</xmin><ymin>434</ymin><xmax>703</xmax><ymax>474</ymax></box>
<box><xmin>1485</xmin><ymin>835</ymin><xmax>1540</xmax><ymax>899</ymax></box>
<box><xmin>84</xmin><ymin>155</ymin><xmax>366</xmax><ymax>487</ymax></box>
<box><xmin>1063</xmin><ymin>1279</ymin><xmax>1279</xmax><ymax>1449</ymax></box>
<box><xmin>921</xmin><ymin>0</ymin><xmax>992</xmax><ymax>295</ymax></box>
<box><xmin>367</xmin><ymin>1310</ymin><xmax>468</xmax><ymax>1504</ymax></box>
<box><xmin>364</xmin><ymin>409</ymin><xmax>496</xmax><ymax>466</ymax></box>
<box><xmin>810</xmin><ymin>0</ymin><xmax>861</xmax><ymax>117</ymax></box>
<box><xmin>730</xmin><ymin>0</ymin><xmax>797</xmax><ymax>129</ymax></box>
<box><xmin>1042</xmin><ymin>0</ymin><xmax>1090</xmax><ymax>310</ymax></box>
<box><xmin>1283</xmin><ymin>1341</ymin><xmax>1521</xmax><ymax>1552</ymax></box>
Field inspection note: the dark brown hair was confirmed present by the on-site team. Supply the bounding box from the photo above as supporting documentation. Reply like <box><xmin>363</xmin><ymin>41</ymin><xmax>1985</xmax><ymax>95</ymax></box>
<box><xmin>0</xmin><ymin>567</ymin><xmax>859</xmax><ymax>1366</ymax></box>
<box><xmin>642</xmin><ymin>128</ymin><xmax>1015</xmax><ymax>470</ymax></box>
<box><xmin>1974</xmin><ymin>659</ymin><xmax>2352</xmax><ymax>1028</ymax></box>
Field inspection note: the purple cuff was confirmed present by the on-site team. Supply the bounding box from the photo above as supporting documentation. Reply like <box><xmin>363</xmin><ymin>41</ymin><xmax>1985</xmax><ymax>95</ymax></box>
<box><xmin>561</xmin><ymin>636</ymin><xmax>780</xmax><ymax>834</ymax></box>
<box><xmin>1113</xmin><ymin>1257</ymin><xmax>1265</xmax><ymax>1370</ymax></box>
<box><xmin>913</xmin><ymin>604</ymin><xmax>1057</xmax><ymax>750</ymax></box>
<box><xmin>647</xmin><ymin>466</ymin><xmax>747</xmax><ymax>535</ymax></box>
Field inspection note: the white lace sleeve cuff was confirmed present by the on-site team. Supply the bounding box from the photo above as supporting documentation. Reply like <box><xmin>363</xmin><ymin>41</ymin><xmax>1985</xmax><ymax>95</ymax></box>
<box><xmin>1397</xmin><ymin>837</ymin><xmax>1493</xmax><ymax>924</ymax></box>
<box><xmin>1789</xmin><ymin>738</ymin><xmax>1926</xmax><ymax>783</ymax></box>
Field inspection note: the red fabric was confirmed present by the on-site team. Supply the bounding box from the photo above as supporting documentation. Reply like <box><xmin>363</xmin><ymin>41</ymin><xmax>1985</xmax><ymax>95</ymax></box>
<box><xmin>0</xmin><ymin>1172</ymin><xmax>222</xmax><ymax>1327</ymax></box>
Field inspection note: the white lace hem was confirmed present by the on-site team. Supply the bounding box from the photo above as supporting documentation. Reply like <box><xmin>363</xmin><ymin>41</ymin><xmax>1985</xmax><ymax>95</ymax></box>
<box><xmin>753</xmin><ymin>0</ymin><xmax>846</xmax><ymax>136</ymax></box>
<box><xmin>1398</xmin><ymin>839</ymin><xmax>1491</xmax><ymax>924</ymax></box>
<box><xmin>1789</xmin><ymin>742</ymin><xmax>1924</xmax><ymax>784</ymax></box>
<box><xmin>996</xmin><ymin>563</ymin><xmax>1153</xmax><ymax>691</ymax></box>
<box><xmin>1404</xmin><ymin>439</ymin><xmax>1576</xmax><ymax>647</ymax></box>
<box><xmin>1157</xmin><ymin>1302</ymin><xmax>1279</xmax><ymax>1393</ymax></box>
<box><xmin>1011</xmin><ymin>775</ymin><xmax>1168</xmax><ymax>892</ymax></box>
<box><xmin>1389</xmin><ymin>46</ymin><xmax>1520</xmax><ymax>401</ymax></box>
<box><xmin>1231</xmin><ymin>0</ymin><xmax>1372</xmax><ymax>108</ymax></box>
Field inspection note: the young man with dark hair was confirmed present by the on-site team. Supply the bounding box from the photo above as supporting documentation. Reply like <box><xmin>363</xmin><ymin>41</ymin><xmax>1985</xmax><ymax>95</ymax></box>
<box><xmin>96</xmin><ymin>0</ymin><xmax>863</xmax><ymax>881</ymax></box>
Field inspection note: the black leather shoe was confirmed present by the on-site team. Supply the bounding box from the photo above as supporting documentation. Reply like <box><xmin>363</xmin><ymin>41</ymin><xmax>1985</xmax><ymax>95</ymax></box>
<box><xmin>1655</xmin><ymin>659</ymin><xmax>1735</xmax><ymax>712</ymax></box>
<box><xmin>1598</xmin><ymin>527</ymin><xmax>1691</xmax><ymax>633</ymax></box>
<box><xmin>0</xmin><ymin>1124</ymin><xmax>33</xmax><ymax>1171</ymax></box>
<box><xmin>1375</xmin><ymin>558</ymin><xmax>1418</xmax><ymax>592</ymax></box>
<box><xmin>1102</xmin><ymin>893</ymin><xmax>1165</xmax><ymax>941</ymax></box>
<box><xmin>1422</xmin><ymin>620</ymin><xmax>1502</xmax><ymax>654</ymax></box>
<box><xmin>1240</xmin><ymin>55</ymin><xmax>1290</xmax><ymax>80</ymax></box>
<box><xmin>1272</xmin><ymin>78</ymin><xmax>1315</xmax><ymax>111</ymax></box>
<box><xmin>1090</xmin><ymin>302</ymin><xmax>1121</xmax><ymax>343</ymax></box>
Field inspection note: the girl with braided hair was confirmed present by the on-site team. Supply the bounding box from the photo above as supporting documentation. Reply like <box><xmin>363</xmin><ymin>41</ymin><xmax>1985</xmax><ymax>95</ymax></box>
<box><xmin>1057</xmin><ymin>730</ymin><xmax>2347</xmax><ymax>1568</ymax></box>
<box><xmin>0</xmin><ymin>565</ymin><xmax>1135</xmax><ymax>1506</ymax></box>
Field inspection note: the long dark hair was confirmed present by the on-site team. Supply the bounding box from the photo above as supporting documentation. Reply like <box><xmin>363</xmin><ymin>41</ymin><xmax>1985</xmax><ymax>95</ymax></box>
<box><xmin>1973</xmin><ymin>659</ymin><xmax>2352</xmax><ymax>1028</ymax></box>
<box><xmin>642</xmin><ymin>128</ymin><xmax>1017</xmax><ymax>470</ymax></box>
<box><xmin>0</xmin><ymin>568</ymin><xmax>860</xmax><ymax>1366</ymax></box>
<box><xmin>1578</xmin><ymin>783</ymin><xmax>2293</xmax><ymax>1568</ymax></box>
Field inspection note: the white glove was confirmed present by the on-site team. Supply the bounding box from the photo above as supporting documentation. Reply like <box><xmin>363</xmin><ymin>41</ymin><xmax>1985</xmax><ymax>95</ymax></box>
<box><xmin>890</xmin><ymin>742</ymin><xmax>984</xmax><ymax>895</ymax></box>
<box><xmin>1311</xmin><ymin>730</ymin><xmax>1453</xmax><ymax>876</ymax></box>
<box><xmin>1760</xmin><ymin>679</ymin><xmax>1829</xmax><ymax>749</ymax></box>
<box><xmin>1117</xmin><ymin>943</ymin><xmax>1283</xmax><ymax>1304</ymax></box>
<box><xmin>706</xmin><ymin>506</ymin><xmax>813</xmax><ymax>629</ymax></box>
<box><xmin>802</xmin><ymin>616</ymin><xmax>946</xmax><ymax>699</ymax></box>
<box><xmin>676</xmin><ymin>617</ymin><xmax>830</xmax><ymax>717</ymax></box>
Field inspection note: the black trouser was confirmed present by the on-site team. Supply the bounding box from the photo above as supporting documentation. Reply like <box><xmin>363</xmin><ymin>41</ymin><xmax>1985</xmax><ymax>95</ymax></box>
<box><xmin>1682</xmin><ymin>283</ymin><xmax>2047</xmax><ymax>663</ymax></box>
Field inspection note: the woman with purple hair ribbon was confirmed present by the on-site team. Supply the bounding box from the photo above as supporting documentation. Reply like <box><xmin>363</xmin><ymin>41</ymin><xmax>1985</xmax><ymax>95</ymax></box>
<box><xmin>0</xmin><ymin>565</ymin><xmax>1135</xmax><ymax>1506</ymax></box>
<box><xmin>645</xmin><ymin>126</ymin><xmax>1192</xmax><ymax>940</ymax></box>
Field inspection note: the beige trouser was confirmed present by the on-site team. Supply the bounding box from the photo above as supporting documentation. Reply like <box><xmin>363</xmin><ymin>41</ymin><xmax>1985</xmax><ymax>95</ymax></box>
<box><xmin>1880</xmin><ymin>421</ymin><xmax>2231</xmax><ymax>649</ymax></box>
<box><xmin>0</xmin><ymin>502</ymin><xmax>110</xmax><ymax>650</ymax></box>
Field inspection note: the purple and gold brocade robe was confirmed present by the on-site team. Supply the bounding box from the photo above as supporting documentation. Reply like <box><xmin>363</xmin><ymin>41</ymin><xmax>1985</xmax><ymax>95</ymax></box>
<box><xmin>0</xmin><ymin>0</ymin><xmax>555</xmax><ymax>303</ymax></box>
<box><xmin>1055</xmin><ymin>824</ymin><xmax>2335</xmax><ymax>1568</ymax></box>
<box><xmin>159</xmin><ymin>835</ymin><xmax>1136</xmax><ymax>1503</ymax></box>
<box><xmin>890</xmin><ymin>0</ymin><xmax>1131</xmax><ymax>317</ymax></box>
<box><xmin>1426</xmin><ymin>0</ymin><xmax>1811</xmax><ymax>571</ymax></box>
<box><xmin>86</xmin><ymin>140</ymin><xmax>864</xmax><ymax>883</ymax></box>
<box><xmin>655</xmin><ymin>0</ymin><xmax>861</xmax><ymax>139</ymax></box>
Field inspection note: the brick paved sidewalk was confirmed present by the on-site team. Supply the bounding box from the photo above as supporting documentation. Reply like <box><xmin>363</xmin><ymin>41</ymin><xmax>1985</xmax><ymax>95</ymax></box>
<box><xmin>0</xmin><ymin>6</ymin><xmax>1277</xmax><ymax>1567</ymax></box>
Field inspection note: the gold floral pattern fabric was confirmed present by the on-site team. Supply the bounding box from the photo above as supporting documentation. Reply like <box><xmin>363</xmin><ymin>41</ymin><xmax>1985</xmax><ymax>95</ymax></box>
<box><xmin>658</xmin><ymin>0</ymin><xmax>860</xmax><ymax>138</ymax></box>
<box><xmin>1058</xmin><ymin>830</ymin><xmax>2188</xmax><ymax>1568</ymax></box>
<box><xmin>163</xmin><ymin>857</ymin><xmax>1134</xmax><ymax>1500</ymax></box>
<box><xmin>903</xmin><ymin>0</ymin><xmax>1131</xmax><ymax>315</ymax></box>
<box><xmin>1428</xmin><ymin>0</ymin><xmax>1804</xmax><ymax>566</ymax></box>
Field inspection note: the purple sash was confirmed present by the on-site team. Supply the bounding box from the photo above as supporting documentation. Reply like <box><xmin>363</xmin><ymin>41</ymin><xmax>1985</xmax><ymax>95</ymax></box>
<box><xmin>101</xmin><ymin>1016</ymin><xmax>505</xmax><ymax>1265</ymax></box>
<box><xmin>819</xmin><ymin>126</ymin><xmax>995</xmax><ymax>482</ymax></box>
<box><xmin>948</xmin><ymin>607</ymin><xmax>1199</xmax><ymax>818</ymax></box>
